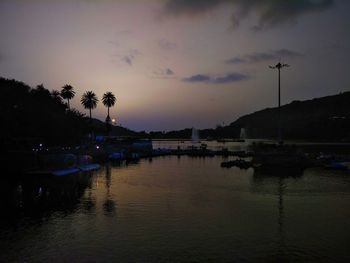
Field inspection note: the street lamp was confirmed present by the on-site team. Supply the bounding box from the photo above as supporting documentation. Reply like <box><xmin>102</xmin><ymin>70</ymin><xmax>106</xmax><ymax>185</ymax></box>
<box><xmin>269</xmin><ymin>62</ymin><xmax>289</xmax><ymax>144</ymax></box>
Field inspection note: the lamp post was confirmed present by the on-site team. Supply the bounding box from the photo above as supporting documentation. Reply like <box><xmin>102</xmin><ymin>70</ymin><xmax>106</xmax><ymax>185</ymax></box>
<box><xmin>269</xmin><ymin>62</ymin><xmax>289</xmax><ymax>144</ymax></box>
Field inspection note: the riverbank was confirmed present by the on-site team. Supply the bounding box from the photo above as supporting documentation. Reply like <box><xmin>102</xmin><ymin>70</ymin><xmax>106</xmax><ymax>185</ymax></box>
<box><xmin>3</xmin><ymin>139</ymin><xmax>350</xmax><ymax>178</ymax></box>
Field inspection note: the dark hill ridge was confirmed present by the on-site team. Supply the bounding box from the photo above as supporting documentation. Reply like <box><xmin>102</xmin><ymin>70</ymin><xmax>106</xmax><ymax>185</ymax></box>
<box><xmin>90</xmin><ymin>118</ymin><xmax>139</xmax><ymax>137</ymax></box>
<box><xmin>150</xmin><ymin>91</ymin><xmax>350</xmax><ymax>141</ymax></box>
<box><xmin>217</xmin><ymin>91</ymin><xmax>350</xmax><ymax>141</ymax></box>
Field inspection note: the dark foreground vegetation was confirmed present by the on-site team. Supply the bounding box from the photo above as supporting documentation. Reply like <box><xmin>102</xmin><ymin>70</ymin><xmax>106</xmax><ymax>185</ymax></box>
<box><xmin>0</xmin><ymin>78</ymin><xmax>88</xmax><ymax>149</ymax></box>
<box><xmin>0</xmin><ymin>77</ymin><xmax>136</xmax><ymax>152</ymax></box>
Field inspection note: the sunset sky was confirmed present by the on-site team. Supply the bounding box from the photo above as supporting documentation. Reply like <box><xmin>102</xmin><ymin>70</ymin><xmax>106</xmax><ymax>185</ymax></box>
<box><xmin>0</xmin><ymin>0</ymin><xmax>349</xmax><ymax>131</ymax></box>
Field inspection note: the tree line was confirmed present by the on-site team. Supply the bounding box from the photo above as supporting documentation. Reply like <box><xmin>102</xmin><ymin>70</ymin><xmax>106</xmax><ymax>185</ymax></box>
<box><xmin>0</xmin><ymin>77</ymin><xmax>117</xmax><ymax>149</ymax></box>
<box><xmin>59</xmin><ymin>84</ymin><xmax>116</xmax><ymax>127</ymax></box>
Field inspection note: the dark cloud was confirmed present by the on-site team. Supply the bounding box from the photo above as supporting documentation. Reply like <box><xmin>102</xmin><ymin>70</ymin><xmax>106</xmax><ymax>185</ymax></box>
<box><xmin>153</xmin><ymin>68</ymin><xmax>175</xmax><ymax>78</ymax></box>
<box><xmin>158</xmin><ymin>39</ymin><xmax>177</xmax><ymax>50</ymax></box>
<box><xmin>162</xmin><ymin>0</ymin><xmax>334</xmax><ymax>30</ymax></box>
<box><xmin>122</xmin><ymin>56</ymin><xmax>133</xmax><ymax>65</ymax></box>
<box><xmin>183</xmin><ymin>74</ymin><xmax>211</xmax><ymax>82</ymax></box>
<box><xmin>225</xmin><ymin>49</ymin><xmax>304</xmax><ymax>64</ymax></box>
<box><xmin>162</xmin><ymin>0</ymin><xmax>223</xmax><ymax>15</ymax></box>
<box><xmin>183</xmin><ymin>72</ymin><xmax>248</xmax><ymax>84</ymax></box>
<box><xmin>121</xmin><ymin>49</ymin><xmax>141</xmax><ymax>66</ymax></box>
<box><xmin>165</xmin><ymin>68</ymin><xmax>174</xmax><ymax>75</ymax></box>
<box><xmin>212</xmin><ymin>72</ymin><xmax>248</xmax><ymax>83</ymax></box>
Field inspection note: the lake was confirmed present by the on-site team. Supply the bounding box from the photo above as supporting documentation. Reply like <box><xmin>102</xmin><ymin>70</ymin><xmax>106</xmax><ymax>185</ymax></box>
<box><xmin>1</xmin><ymin>143</ymin><xmax>350</xmax><ymax>262</ymax></box>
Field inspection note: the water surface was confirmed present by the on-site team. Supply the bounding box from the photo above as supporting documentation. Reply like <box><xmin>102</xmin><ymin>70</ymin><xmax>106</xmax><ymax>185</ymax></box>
<box><xmin>1</xmin><ymin>155</ymin><xmax>350</xmax><ymax>262</ymax></box>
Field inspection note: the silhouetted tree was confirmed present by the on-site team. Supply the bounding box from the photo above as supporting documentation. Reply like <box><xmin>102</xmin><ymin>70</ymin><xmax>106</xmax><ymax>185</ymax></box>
<box><xmin>102</xmin><ymin>91</ymin><xmax>116</xmax><ymax>118</ymax></box>
<box><xmin>61</xmin><ymin>84</ymin><xmax>75</xmax><ymax>109</ymax></box>
<box><xmin>81</xmin><ymin>91</ymin><xmax>98</xmax><ymax>122</ymax></box>
<box><xmin>102</xmin><ymin>91</ymin><xmax>116</xmax><ymax>135</ymax></box>
<box><xmin>0</xmin><ymin>77</ymin><xmax>88</xmax><ymax>147</ymax></box>
<box><xmin>51</xmin><ymin>90</ymin><xmax>62</xmax><ymax>103</ymax></box>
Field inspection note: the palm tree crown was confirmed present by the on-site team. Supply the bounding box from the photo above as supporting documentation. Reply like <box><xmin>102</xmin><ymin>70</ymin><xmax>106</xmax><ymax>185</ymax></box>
<box><xmin>102</xmin><ymin>91</ymin><xmax>116</xmax><ymax>116</ymax></box>
<box><xmin>60</xmin><ymin>84</ymin><xmax>75</xmax><ymax>109</ymax></box>
<box><xmin>81</xmin><ymin>91</ymin><xmax>98</xmax><ymax>121</ymax></box>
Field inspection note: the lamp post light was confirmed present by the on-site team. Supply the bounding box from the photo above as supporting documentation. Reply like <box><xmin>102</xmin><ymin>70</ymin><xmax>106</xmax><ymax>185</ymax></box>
<box><xmin>269</xmin><ymin>62</ymin><xmax>289</xmax><ymax>144</ymax></box>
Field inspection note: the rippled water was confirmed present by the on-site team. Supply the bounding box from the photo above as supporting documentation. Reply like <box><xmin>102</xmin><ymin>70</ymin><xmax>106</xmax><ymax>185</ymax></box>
<box><xmin>1</xmin><ymin>155</ymin><xmax>350</xmax><ymax>262</ymax></box>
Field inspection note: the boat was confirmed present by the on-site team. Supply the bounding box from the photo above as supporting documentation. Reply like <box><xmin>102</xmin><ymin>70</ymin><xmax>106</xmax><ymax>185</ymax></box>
<box><xmin>52</xmin><ymin>167</ymin><xmax>81</xmax><ymax>176</ymax></box>
<box><xmin>109</xmin><ymin>151</ymin><xmax>125</xmax><ymax>161</ymax></box>
<box><xmin>27</xmin><ymin>153</ymin><xmax>100</xmax><ymax>176</ymax></box>
<box><xmin>78</xmin><ymin>163</ymin><xmax>100</xmax><ymax>172</ymax></box>
<box><xmin>324</xmin><ymin>161</ymin><xmax>350</xmax><ymax>171</ymax></box>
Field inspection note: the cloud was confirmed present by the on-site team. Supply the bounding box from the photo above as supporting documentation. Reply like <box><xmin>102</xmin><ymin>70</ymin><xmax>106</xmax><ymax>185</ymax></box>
<box><xmin>161</xmin><ymin>0</ymin><xmax>334</xmax><ymax>30</ymax></box>
<box><xmin>165</xmin><ymin>68</ymin><xmax>174</xmax><ymax>75</ymax></box>
<box><xmin>212</xmin><ymin>72</ymin><xmax>248</xmax><ymax>83</ymax></box>
<box><xmin>120</xmin><ymin>49</ymin><xmax>141</xmax><ymax>66</ymax></box>
<box><xmin>153</xmin><ymin>68</ymin><xmax>175</xmax><ymax>78</ymax></box>
<box><xmin>225</xmin><ymin>49</ymin><xmax>304</xmax><ymax>64</ymax></box>
<box><xmin>183</xmin><ymin>72</ymin><xmax>249</xmax><ymax>84</ymax></box>
<box><xmin>158</xmin><ymin>38</ymin><xmax>177</xmax><ymax>50</ymax></box>
<box><xmin>122</xmin><ymin>56</ymin><xmax>133</xmax><ymax>65</ymax></box>
<box><xmin>162</xmin><ymin>0</ymin><xmax>223</xmax><ymax>15</ymax></box>
<box><xmin>183</xmin><ymin>74</ymin><xmax>211</xmax><ymax>82</ymax></box>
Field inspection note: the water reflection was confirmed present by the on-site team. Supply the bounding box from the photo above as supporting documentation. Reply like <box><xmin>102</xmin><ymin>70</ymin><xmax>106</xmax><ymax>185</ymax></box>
<box><xmin>0</xmin><ymin>173</ymin><xmax>94</xmax><ymax>228</ymax></box>
<box><xmin>82</xmin><ymin>187</ymin><xmax>96</xmax><ymax>213</ymax></box>
<box><xmin>103</xmin><ymin>164</ymin><xmax>117</xmax><ymax>217</ymax></box>
<box><xmin>251</xmin><ymin>170</ymin><xmax>297</xmax><ymax>261</ymax></box>
<box><xmin>277</xmin><ymin>177</ymin><xmax>286</xmax><ymax>260</ymax></box>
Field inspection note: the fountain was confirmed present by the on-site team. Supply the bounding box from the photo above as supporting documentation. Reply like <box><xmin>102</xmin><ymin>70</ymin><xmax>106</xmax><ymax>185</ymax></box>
<box><xmin>191</xmin><ymin>127</ymin><xmax>200</xmax><ymax>144</ymax></box>
<box><xmin>240</xmin><ymin>128</ymin><xmax>247</xmax><ymax>140</ymax></box>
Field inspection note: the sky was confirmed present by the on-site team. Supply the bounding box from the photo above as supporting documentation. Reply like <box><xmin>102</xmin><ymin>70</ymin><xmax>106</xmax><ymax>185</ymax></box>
<box><xmin>0</xmin><ymin>0</ymin><xmax>349</xmax><ymax>131</ymax></box>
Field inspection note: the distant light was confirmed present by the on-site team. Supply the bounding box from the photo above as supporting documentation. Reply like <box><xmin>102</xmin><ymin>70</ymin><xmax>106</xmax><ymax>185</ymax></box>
<box><xmin>96</xmin><ymin>145</ymin><xmax>100</xmax><ymax>149</ymax></box>
<box><xmin>39</xmin><ymin>143</ymin><xmax>43</xmax><ymax>147</ymax></box>
<box><xmin>112</xmin><ymin>118</ymin><xmax>116</xmax><ymax>123</ymax></box>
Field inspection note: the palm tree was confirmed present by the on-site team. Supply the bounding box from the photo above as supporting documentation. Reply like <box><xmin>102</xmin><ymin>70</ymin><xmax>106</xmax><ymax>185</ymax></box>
<box><xmin>60</xmin><ymin>84</ymin><xmax>75</xmax><ymax>109</ymax></box>
<box><xmin>81</xmin><ymin>91</ymin><xmax>98</xmax><ymax>122</ymax></box>
<box><xmin>102</xmin><ymin>92</ymin><xmax>116</xmax><ymax>119</ymax></box>
<box><xmin>102</xmin><ymin>92</ymin><xmax>116</xmax><ymax>135</ymax></box>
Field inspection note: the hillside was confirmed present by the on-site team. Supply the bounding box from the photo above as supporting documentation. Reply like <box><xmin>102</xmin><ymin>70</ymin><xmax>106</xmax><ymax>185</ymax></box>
<box><xmin>90</xmin><ymin>118</ymin><xmax>140</xmax><ymax>137</ymax></box>
<box><xmin>0</xmin><ymin>77</ymin><xmax>89</xmax><ymax>148</ymax></box>
<box><xmin>221</xmin><ymin>91</ymin><xmax>350</xmax><ymax>141</ymax></box>
<box><xmin>148</xmin><ymin>91</ymin><xmax>350</xmax><ymax>141</ymax></box>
